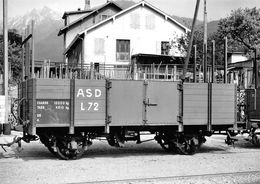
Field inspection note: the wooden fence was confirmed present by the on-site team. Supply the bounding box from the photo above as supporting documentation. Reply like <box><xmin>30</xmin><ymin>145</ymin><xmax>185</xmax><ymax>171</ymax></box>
<box><xmin>30</xmin><ymin>61</ymin><xmax>225</xmax><ymax>83</ymax></box>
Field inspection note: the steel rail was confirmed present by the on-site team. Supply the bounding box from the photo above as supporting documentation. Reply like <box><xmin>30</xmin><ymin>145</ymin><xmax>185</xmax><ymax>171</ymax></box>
<box><xmin>69</xmin><ymin>171</ymin><xmax>260</xmax><ymax>184</ymax></box>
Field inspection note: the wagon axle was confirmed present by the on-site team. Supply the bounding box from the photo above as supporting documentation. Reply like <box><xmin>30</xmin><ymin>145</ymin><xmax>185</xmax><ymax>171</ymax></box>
<box><xmin>155</xmin><ymin>132</ymin><xmax>206</xmax><ymax>155</ymax></box>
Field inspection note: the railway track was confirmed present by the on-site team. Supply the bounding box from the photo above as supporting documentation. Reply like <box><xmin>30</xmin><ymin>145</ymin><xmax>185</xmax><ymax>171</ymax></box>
<box><xmin>70</xmin><ymin>171</ymin><xmax>260</xmax><ymax>184</ymax></box>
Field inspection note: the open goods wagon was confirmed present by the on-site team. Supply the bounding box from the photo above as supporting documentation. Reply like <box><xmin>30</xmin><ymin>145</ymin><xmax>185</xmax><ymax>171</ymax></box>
<box><xmin>18</xmin><ymin>78</ymin><xmax>237</xmax><ymax>159</ymax></box>
<box><xmin>244</xmin><ymin>88</ymin><xmax>260</xmax><ymax>145</ymax></box>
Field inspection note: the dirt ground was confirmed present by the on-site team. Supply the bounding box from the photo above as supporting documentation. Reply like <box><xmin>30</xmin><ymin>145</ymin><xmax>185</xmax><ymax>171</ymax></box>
<box><xmin>1</xmin><ymin>132</ymin><xmax>260</xmax><ymax>184</ymax></box>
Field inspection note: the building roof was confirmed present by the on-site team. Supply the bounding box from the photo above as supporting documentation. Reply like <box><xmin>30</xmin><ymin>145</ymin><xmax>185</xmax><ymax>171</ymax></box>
<box><xmin>63</xmin><ymin>33</ymin><xmax>85</xmax><ymax>55</ymax></box>
<box><xmin>62</xmin><ymin>9</ymin><xmax>94</xmax><ymax>19</ymax></box>
<box><xmin>227</xmin><ymin>51</ymin><xmax>247</xmax><ymax>56</ymax></box>
<box><xmin>58</xmin><ymin>1</ymin><xmax>123</xmax><ymax>36</ymax></box>
<box><xmin>228</xmin><ymin>59</ymin><xmax>253</xmax><ymax>70</ymax></box>
<box><xmin>132</xmin><ymin>53</ymin><xmax>184</xmax><ymax>65</ymax></box>
<box><xmin>80</xmin><ymin>0</ymin><xmax>190</xmax><ymax>35</ymax></box>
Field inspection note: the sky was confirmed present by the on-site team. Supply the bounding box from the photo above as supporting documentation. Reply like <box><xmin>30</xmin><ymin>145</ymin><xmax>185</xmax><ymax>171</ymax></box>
<box><xmin>0</xmin><ymin>0</ymin><xmax>260</xmax><ymax>21</ymax></box>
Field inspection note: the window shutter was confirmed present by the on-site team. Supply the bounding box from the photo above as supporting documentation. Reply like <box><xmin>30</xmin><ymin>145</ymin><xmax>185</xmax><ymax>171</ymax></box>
<box><xmin>145</xmin><ymin>15</ymin><xmax>155</xmax><ymax>30</ymax></box>
<box><xmin>94</xmin><ymin>38</ymin><xmax>105</xmax><ymax>55</ymax></box>
<box><xmin>130</xmin><ymin>13</ymin><xmax>140</xmax><ymax>29</ymax></box>
<box><xmin>156</xmin><ymin>41</ymin><xmax>161</xmax><ymax>55</ymax></box>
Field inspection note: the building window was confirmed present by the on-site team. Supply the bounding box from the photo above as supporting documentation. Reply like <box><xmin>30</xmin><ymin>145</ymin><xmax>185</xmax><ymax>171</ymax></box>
<box><xmin>99</xmin><ymin>14</ymin><xmax>109</xmax><ymax>21</ymax></box>
<box><xmin>130</xmin><ymin>13</ymin><xmax>140</xmax><ymax>29</ymax></box>
<box><xmin>116</xmin><ymin>39</ymin><xmax>130</xmax><ymax>62</ymax></box>
<box><xmin>92</xmin><ymin>15</ymin><xmax>96</xmax><ymax>24</ymax></box>
<box><xmin>94</xmin><ymin>38</ymin><xmax>105</xmax><ymax>55</ymax></box>
<box><xmin>145</xmin><ymin>14</ymin><xmax>155</xmax><ymax>30</ymax></box>
<box><xmin>161</xmin><ymin>41</ymin><xmax>170</xmax><ymax>55</ymax></box>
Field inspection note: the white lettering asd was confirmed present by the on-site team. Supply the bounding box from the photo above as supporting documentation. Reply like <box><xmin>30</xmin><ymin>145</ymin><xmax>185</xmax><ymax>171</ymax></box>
<box><xmin>77</xmin><ymin>89</ymin><xmax>102</xmax><ymax>98</ymax></box>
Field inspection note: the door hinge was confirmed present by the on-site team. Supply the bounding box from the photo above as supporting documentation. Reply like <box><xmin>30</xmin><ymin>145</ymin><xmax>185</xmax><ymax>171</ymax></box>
<box><xmin>177</xmin><ymin>83</ymin><xmax>183</xmax><ymax>91</ymax></box>
<box><xmin>106</xmin><ymin>80</ymin><xmax>112</xmax><ymax>89</ymax></box>
<box><xmin>106</xmin><ymin>115</ymin><xmax>112</xmax><ymax>124</ymax></box>
<box><xmin>177</xmin><ymin>115</ymin><xmax>183</xmax><ymax>123</ymax></box>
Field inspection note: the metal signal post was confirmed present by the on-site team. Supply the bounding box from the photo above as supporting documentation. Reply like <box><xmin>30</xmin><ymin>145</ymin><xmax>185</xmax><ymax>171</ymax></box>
<box><xmin>203</xmin><ymin>0</ymin><xmax>208</xmax><ymax>83</ymax></box>
<box><xmin>3</xmin><ymin>0</ymin><xmax>9</xmax><ymax>125</ymax></box>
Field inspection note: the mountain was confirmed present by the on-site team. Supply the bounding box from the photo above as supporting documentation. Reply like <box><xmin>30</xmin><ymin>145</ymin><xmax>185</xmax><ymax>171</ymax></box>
<box><xmin>195</xmin><ymin>20</ymin><xmax>219</xmax><ymax>36</ymax></box>
<box><xmin>207</xmin><ymin>20</ymin><xmax>219</xmax><ymax>35</ymax></box>
<box><xmin>7</xmin><ymin>7</ymin><xmax>64</xmax><ymax>62</ymax></box>
<box><xmin>8</xmin><ymin>7</ymin><xmax>61</xmax><ymax>31</ymax></box>
<box><xmin>171</xmin><ymin>15</ymin><xmax>203</xmax><ymax>29</ymax></box>
<box><xmin>171</xmin><ymin>15</ymin><xmax>219</xmax><ymax>36</ymax></box>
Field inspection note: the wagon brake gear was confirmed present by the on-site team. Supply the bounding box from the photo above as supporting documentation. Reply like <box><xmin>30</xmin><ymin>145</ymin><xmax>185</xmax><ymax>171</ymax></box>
<box><xmin>175</xmin><ymin>136</ymin><xmax>198</xmax><ymax>155</ymax></box>
<box><xmin>248</xmin><ymin>128</ymin><xmax>260</xmax><ymax>145</ymax></box>
<box><xmin>68</xmin><ymin>139</ymin><xmax>77</xmax><ymax>150</ymax></box>
<box><xmin>155</xmin><ymin>133</ymin><xmax>178</xmax><ymax>153</ymax></box>
<box><xmin>225</xmin><ymin>130</ymin><xmax>237</xmax><ymax>146</ymax></box>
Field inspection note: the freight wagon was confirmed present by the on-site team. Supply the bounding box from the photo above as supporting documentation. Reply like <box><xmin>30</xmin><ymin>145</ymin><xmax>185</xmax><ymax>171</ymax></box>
<box><xmin>18</xmin><ymin>77</ymin><xmax>238</xmax><ymax>160</ymax></box>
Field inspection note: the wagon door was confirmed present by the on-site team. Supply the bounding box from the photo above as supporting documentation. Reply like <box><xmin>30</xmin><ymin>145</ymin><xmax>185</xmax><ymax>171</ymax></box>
<box><xmin>109</xmin><ymin>80</ymin><xmax>143</xmax><ymax>126</ymax></box>
<box><xmin>74</xmin><ymin>80</ymin><xmax>106</xmax><ymax>127</ymax></box>
<box><xmin>146</xmin><ymin>81</ymin><xmax>179</xmax><ymax>125</ymax></box>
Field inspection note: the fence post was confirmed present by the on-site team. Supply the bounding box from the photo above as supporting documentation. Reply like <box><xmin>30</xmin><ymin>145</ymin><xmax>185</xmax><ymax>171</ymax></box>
<box><xmin>224</xmin><ymin>37</ymin><xmax>228</xmax><ymax>83</ymax></box>
<box><xmin>254</xmin><ymin>48</ymin><xmax>258</xmax><ymax>89</ymax></box>
<box><xmin>193</xmin><ymin>45</ymin><xmax>197</xmax><ymax>83</ymax></box>
<box><xmin>211</xmin><ymin>40</ymin><xmax>215</xmax><ymax>83</ymax></box>
<box><xmin>174</xmin><ymin>65</ymin><xmax>177</xmax><ymax>81</ymax></box>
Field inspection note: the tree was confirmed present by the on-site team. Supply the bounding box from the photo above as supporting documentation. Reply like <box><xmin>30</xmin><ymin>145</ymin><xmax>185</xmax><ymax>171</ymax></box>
<box><xmin>0</xmin><ymin>29</ymin><xmax>22</xmax><ymax>85</ymax></box>
<box><xmin>173</xmin><ymin>7</ymin><xmax>260</xmax><ymax>68</ymax></box>
<box><xmin>218</xmin><ymin>7</ymin><xmax>260</xmax><ymax>56</ymax></box>
<box><xmin>173</xmin><ymin>28</ymin><xmax>224</xmax><ymax>67</ymax></box>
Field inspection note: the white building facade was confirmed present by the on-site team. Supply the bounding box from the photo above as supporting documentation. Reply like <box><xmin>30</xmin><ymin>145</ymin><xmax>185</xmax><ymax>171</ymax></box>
<box><xmin>60</xmin><ymin>1</ymin><xmax>189</xmax><ymax>66</ymax></box>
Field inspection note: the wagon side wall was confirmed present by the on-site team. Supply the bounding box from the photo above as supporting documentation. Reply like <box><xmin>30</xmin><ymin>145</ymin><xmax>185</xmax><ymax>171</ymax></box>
<box><xmin>212</xmin><ymin>83</ymin><xmax>236</xmax><ymax>125</ymax></box>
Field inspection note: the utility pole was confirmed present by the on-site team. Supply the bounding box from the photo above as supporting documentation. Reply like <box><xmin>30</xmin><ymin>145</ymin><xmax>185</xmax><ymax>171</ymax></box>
<box><xmin>182</xmin><ymin>0</ymin><xmax>200</xmax><ymax>80</ymax></box>
<box><xmin>203</xmin><ymin>0</ymin><xmax>208</xmax><ymax>83</ymax></box>
<box><xmin>254</xmin><ymin>48</ymin><xmax>258</xmax><ymax>89</ymax></box>
<box><xmin>31</xmin><ymin>20</ymin><xmax>35</xmax><ymax>78</ymax></box>
<box><xmin>22</xmin><ymin>32</ymin><xmax>25</xmax><ymax>80</ymax></box>
<box><xmin>3</xmin><ymin>0</ymin><xmax>9</xmax><ymax>125</ymax></box>
<box><xmin>224</xmin><ymin>37</ymin><xmax>227</xmax><ymax>83</ymax></box>
<box><xmin>211</xmin><ymin>40</ymin><xmax>215</xmax><ymax>83</ymax></box>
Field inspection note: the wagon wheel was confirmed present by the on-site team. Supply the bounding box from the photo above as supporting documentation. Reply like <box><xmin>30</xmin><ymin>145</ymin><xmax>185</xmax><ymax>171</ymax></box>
<box><xmin>176</xmin><ymin>137</ymin><xmax>196</xmax><ymax>155</ymax></box>
<box><xmin>252</xmin><ymin>134</ymin><xmax>260</xmax><ymax>146</ymax></box>
<box><xmin>46</xmin><ymin>146</ymin><xmax>57</xmax><ymax>156</ymax></box>
<box><xmin>39</xmin><ymin>135</ymin><xmax>57</xmax><ymax>157</ymax></box>
<box><xmin>158</xmin><ymin>138</ymin><xmax>176</xmax><ymax>152</ymax></box>
<box><xmin>106</xmin><ymin>134</ymin><xmax>117</xmax><ymax>147</ymax></box>
<box><xmin>56</xmin><ymin>139</ymin><xmax>86</xmax><ymax>160</ymax></box>
<box><xmin>156</xmin><ymin>133</ymin><xmax>177</xmax><ymax>153</ymax></box>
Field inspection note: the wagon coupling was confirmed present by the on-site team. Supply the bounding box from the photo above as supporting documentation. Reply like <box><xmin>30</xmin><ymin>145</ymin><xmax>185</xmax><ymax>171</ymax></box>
<box><xmin>0</xmin><ymin>136</ymin><xmax>23</xmax><ymax>152</ymax></box>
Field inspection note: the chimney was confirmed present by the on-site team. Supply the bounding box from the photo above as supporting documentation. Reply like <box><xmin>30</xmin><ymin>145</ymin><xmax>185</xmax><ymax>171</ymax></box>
<box><xmin>85</xmin><ymin>0</ymin><xmax>90</xmax><ymax>10</ymax></box>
